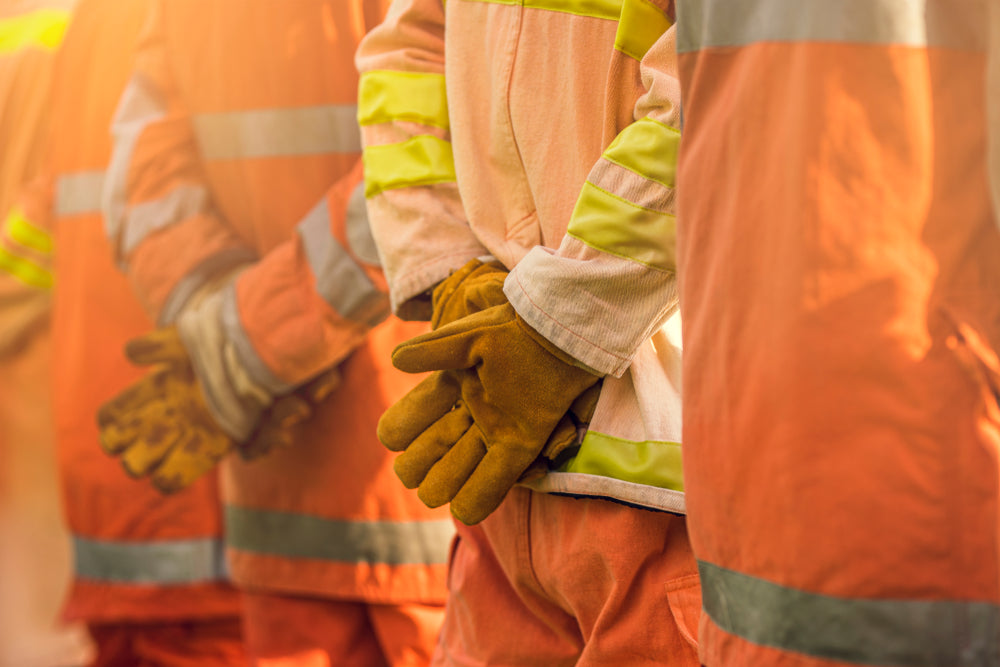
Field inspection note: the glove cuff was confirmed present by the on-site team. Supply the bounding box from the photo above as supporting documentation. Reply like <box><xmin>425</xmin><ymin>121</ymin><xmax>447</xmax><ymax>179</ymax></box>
<box><xmin>176</xmin><ymin>273</ymin><xmax>272</xmax><ymax>441</ymax></box>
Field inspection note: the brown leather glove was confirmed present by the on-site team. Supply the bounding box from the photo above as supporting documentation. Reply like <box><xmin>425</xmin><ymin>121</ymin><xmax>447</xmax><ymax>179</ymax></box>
<box><xmin>430</xmin><ymin>258</ymin><xmax>508</xmax><ymax>329</ymax></box>
<box><xmin>378</xmin><ymin>303</ymin><xmax>601</xmax><ymax>524</ymax></box>
<box><xmin>97</xmin><ymin>327</ymin><xmax>235</xmax><ymax>493</ymax></box>
<box><xmin>98</xmin><ymin>326</ymin><xmax>342</xmax><ymax>492</ymax></box>
<box><xmin>238</xmin><ymin>366</ymin><xmax>342</xmax><ymax>460</ymax></box>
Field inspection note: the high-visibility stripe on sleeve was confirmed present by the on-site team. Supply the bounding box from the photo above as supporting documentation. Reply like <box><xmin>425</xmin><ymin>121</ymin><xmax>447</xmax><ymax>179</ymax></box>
<box><xmin>219</xmin><ymin>283</ymin><xmax>294</xmax><ymax>396</ymax></box>
<box><xmin>0</xmin><ymin>8</ymin><xmax>69</xmax><ymax>54</ymax></box>
<box><xmin>567</xmin><ymin>182</ymin><xmax>676</xmax><ymax>271</ymax></box>
<box><xmin>0</xmin><ymin>208</ymin><xmax>53</xmax><ymax>289</ymax></box>
<box><xmin>118</xmin><ymin>184</ymin><xmax>211</xmax><ymax>257</ymax></box>
<box><xmin>676</xmin><ymin>0</ymin><xmax>980</xmax><ymax>53</ymax></box>
<box><xmin>615</xmin><ymin>0</ymin><xmax>673</xmax><ymax>61</ymax></box>
<box><xmin>73</xmin><ymin>536</ymin><xmax>227</xmax><ymax>584</ymax></box>
<box><xmin>225</xmin><ymin>506</ymin><xmax>455</xmax><ymax>566</ymax></box>
<box><xmin>191</xmin><ymin>105</ymin><xmax>361</xmax><ymax>161</ymax></box>
<box><xmin>358</xmin><ymin>71</ymin><xmax>450</xmax><ymax>130</ymax></box>
<box><xmin>104</xmin><ymin>74</ymin><xmax>169</xmax><ymax>256</ymax></box>
<box><xmin>6</xmin><ymin>209</ymin><xmax>52</xmax><ymax>254</ymax></box>
<box><xmin>56</xmin><ymin>170</ymin><xmax>105</xmax><ymax>217</ymax></box>
<box><xmin>362</xmin><ymin>135</ymin><xmax>457</xmax><ymax>197</ymax></box>
<box><xmin>0</xmin><ymin>247</ymin><xmax>52</xmax><ymax>289</ymax></box>
<box><xmin>699</xmin><ymin>560</ymin><xmax>1000</xmax><ymax>666</ymax></box>
<box><xmin>296</xmin><ymin>188</ymin><xmax>389</xmax><ymax>328</ymax></box>
<box><xmin>602</xmin><ymin>117</ymin><xmax>679</xmax><ymax>189</ymax></box>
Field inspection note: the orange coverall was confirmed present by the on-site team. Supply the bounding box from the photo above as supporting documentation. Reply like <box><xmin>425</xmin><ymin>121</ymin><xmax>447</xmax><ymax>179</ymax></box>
<box><xmin>102</xmin><ymin>2</ymin><xmax>452</xmax><ymax>664</ymax></box>
<box><xmin>676</xmin><ymin>1</ymin><xmax>1000</xmax><ymax>664</ymax></box>
<box><xmin>4</xmin><ymin>0</ymin><xmax>246</xmax><ymax>664</ymax></box>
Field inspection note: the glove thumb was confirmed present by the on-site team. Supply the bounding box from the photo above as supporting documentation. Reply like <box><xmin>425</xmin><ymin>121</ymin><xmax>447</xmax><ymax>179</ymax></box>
<box><xmin>391</xmin><ymin>304</ymin><xmax>512</xmax><ymax>374</ymax></box>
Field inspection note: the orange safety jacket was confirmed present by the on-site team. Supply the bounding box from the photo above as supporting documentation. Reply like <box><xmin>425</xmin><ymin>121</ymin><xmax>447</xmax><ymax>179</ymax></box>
<box><xmin>5</xmin><ymin>0</ymin><xmax>241</xmax><ymax>623</ymax></box>
<box><xmin>676</xmin><ymin>1</ymin><xmax>1000</xmax><ymax>665</ymax></box>
<box><xmin>102</xmin><ymin>0</ymin><xmax>452</xmax><ymax>603</ymax></box>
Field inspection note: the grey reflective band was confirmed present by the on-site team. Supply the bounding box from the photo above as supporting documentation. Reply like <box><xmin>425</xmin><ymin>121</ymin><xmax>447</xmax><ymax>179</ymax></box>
<box><xmin>345</xmin><ymin>181</ymin><xmax>381</xmax><ymax>266</ymax></box>
<box><xmin>73</xmin><ymin>536</ymin><xmax>227</xmax><ymax>585</ymax></box>
<box><xmin>225</xmin><ymin>506</ymin><xmax>454</xmax><ymax>566</ymax></box>
<box><xmin>297</xmin><ymin>197</ymin><xmax>389</xmax><ymax>328</ymax></box>
<box><xmin>699</xmin><ymin>560</ymin><xmax>1000</xmax><ymax>666</ymax></box>
<box><xmin>676</xmin><ymin>0</ymin><xmax>984</xmax><ymax>53</ymax></box>
<box><xmin>104</xmin><ymin>74</ymin><xmax>168</xmax><ymax>258</ymax></box>
<box><xmin>120</xmin><ymin>184</ymin><xmax>211</xmax><ymax>258</ymax></box>
<box><xmin>192</xmin><ymin>105</ymin><xmax>362</xmax><ymax>160</ymax></box>
<box><xmin>55</xmin><ymin>171</ymin><xmax>105</xmax><ymax>217</ymax></box>
<box><xmin>219</xmin><ymin>281</ymin><xmax>295</xmax><ymax>395</ymax></box>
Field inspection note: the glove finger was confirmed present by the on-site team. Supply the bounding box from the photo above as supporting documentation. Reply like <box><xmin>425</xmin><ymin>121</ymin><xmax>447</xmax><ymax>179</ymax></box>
<box><xmin>119</xmin><ymin>425</ymin><xmax>181</xmax><ymax>477</ymax></box>
<box><xmin>539</xmin><ymin>413</ymin><xmax>579</xmax><ymax>463</ymax></box>
<box><xmin>393</xmin><ymin>403</ymin><xmax>474</xmax><ymax>488</ymax></box>
<box><xmin>416</xmin><ymin>426</ymin><xmax>486</xmax><ymax>509</ymax></box>
<box><xmin>568</xmin><ymin>382</ymin><xmax>601</xmax><ymax>424</ymax></box>
<box><xmin>449</xmin><ymin>442</ymin><xmax>537</xmax><ymax>525</ymax></box>
<box><xmin>377</xmin><ymin>371</ymin><xmax>461</xmax><ymax>452</ymax></box>
<box><xmin>124</xmin><ymin>327</ymin><xmax>188</xmax><ymax>367</ymax></box>
<box><xmin>300</xmin><ymin>367</ymin><xmax>341</xmax><ymax>403</ymax></box>
<box><xmin>390</xmin><ymin>305</ymin><xmax>513</xmax><ymax>374</ymax></box>
<box><xmin>239</xmin><ymin>394</ymin><xmax>309</xmax><ymax>461</ymax></box>
<box><xmin>150</xmin><ymin>430</ymin><xmax>234</xmax><ymax>494</ymax></box>
<box><xmin>96</xmin><ymin>370</ymin><xmax>167</xmax><ymax>431</ymax></box>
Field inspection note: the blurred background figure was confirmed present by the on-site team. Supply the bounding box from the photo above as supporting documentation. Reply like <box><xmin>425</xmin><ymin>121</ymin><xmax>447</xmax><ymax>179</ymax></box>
<box><xmin>97</xmin><ymin>1</ymin><xmax>453</xmax><ymax>664</ymax></box>
<box><xmin>0</xmin><ymin>0</ymin><xmax>248</xmax><ymax>664</ymax></box>
<box><xmin>0</xmin><ymin>1</ymin><xmax>92</xmax><ymax>664</ymax></box>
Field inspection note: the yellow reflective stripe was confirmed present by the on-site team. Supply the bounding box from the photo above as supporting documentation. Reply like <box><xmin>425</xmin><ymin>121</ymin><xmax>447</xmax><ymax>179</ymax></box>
<box><xmin>6</xmin><ymin>209</ymin><xmax>52</xmax><ymax>254</ymax></box>
<box><xmin>0</xmin><ymin>247</ymin><xmax>53</xmax><ymax>289</ymax></box>
<box><xmin>560</xmin><ymin>430</ymin><xmax>684</xmax><ymax>491</ymax></box>
<box><xmin>359</xmin><ymin>71</ymin><xmax>450</xmax><ymax>130</ymax></box>
<box><xmin>0</xmin><ymin>8</ymin><xmax>69</xmax><ymax>54</ymax></box>
<box><xmin>567</xmin><ymin>181</ymin><xmax>676</xmax><ymax>270</ymax></box>
<box><xmin>602</xmin><ymin>117</ymin><xmax>679</xmax><ymax>189</ymax></box>
<box><xmin>363</xmin><ymin>135</ymin><xmax>457</xmax><ymax>197</ymax></box>
<box><xmin>615</xmin><ymin>0</ymin><xmax>672</xmax><ymax>60</ymax></box>
<box><xmin>458</xmin><ymin>0</ymin><xmax>621</xmax><ymax>20</ymax></box>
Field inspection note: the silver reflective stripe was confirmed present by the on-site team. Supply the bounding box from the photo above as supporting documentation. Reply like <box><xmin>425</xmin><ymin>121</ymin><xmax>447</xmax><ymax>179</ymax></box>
<box><xmin>345</xmin><ymin>181</ymin><xmax>381</xmax><ymax>266</ymax></box>
<box><xmin>73</xmin><ymin>536</ymin><xmax>227</xmax><ymax>585</ymax></box>
<box><xmin>700</xmin><ymin>561</ymin><xmax>1000</xmax><ymax>666</ymax></box>
<box><xmin>192</xmin><ymin>105</ymin><xmax>361</xmax><ymax>160</ymax></box>
<box><xmin>55</xmin><ymin>171</ymin><xmax>105</xmax><ymax>217</ymax></box>
<box><xmin>297</xmin><ymin>196</ymin><xmax>389</xmax><ymax>328</ymax></box>
<box><xmin>219</xmin><ymin>281</ymin><xmax>294</xmax><ymax>395</ymax></box>
<box><xmin>103</xmin><ymin>74</ymin><xmax>168</xmax><ymax>260</ymax></box>
<box><xmin>676</xmin><ymin>0</ymin><xmax>985</xmax><ymax>53</ymax></box>
<box><xmin>225</xmin><ymin>506</ymin><xmax>454</xmax><ymax>566</ymax></box>
<box><xmin>158</xmin><ymin>246</ymin><xmax>258</xmax><ymax>326</ymax></box>
<box><xmin>120</xmin><ymin>184</ymin><xmax>211</xmax><ymax>258</ymax></box>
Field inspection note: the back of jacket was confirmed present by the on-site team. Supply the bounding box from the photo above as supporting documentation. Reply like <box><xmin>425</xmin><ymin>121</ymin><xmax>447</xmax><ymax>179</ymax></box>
<box><xmin>103</xmin><ymin>0</ymin><xmax>452</xmax><ymax>602</ymax></box>
<box><xmin>25</xmin><ymin>0</ymin><xmax>241</xmax><ymax>622</ymax></box>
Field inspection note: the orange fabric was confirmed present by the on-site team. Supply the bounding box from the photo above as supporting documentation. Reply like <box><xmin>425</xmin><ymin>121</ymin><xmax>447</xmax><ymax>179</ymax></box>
<box><xmin>242</xmin><ymin>591</ymin><xmax>443</xmax><ymax>667</ymax></box>
<box><xmin>88</xmin><ymin>618</ymin><xmax>245</xmax><ymax>667</ymax></box>
<box><xmin>677</xmin><ymin>13</ymin><xmax>1000</xmax><ymax>667</ymax></box>
<box><xmin>37</xmin><ymin>0</ymin><xmax>239</xmax><ymax>623</ymax></box>
<box><xmin>114</xmin><ymin>0</ymin><xmax>450</xmax><ymax>605</ymax></box>
<box><xmin>436</xmin><ymin>487</ymin><xmax>700</xmax><ymax>667</ymax></box>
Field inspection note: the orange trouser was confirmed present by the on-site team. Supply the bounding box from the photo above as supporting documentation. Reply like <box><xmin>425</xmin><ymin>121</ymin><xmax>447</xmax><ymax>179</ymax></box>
<box><xmin>242</xmin><ymin>591</ymin><xmax>444</xmax><ymax>667</ymax></box>
<box><xmin>435</xmin><ymin>487</ymin><xmax>701</xmax><ymax>667</ymax></box>
<box><xmin>87</xmin><ymin>618</ymin><xmax>245</xmax><ymax>667</ymax></box>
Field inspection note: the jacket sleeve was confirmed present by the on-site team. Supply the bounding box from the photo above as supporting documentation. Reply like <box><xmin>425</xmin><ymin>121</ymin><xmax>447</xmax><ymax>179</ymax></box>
<box><xmin>505</xmin><ymin>5</ymin><xmax>681</xmax><ymax>377</ymax></box>
<box><xmin>103</xmin><ymin>4</ymin><xmax>386</xmax><ymax>391</ymax></box>
<box><xmin>355</xmin><ymin>0</ymin><xmax>490</xmax><ymax>321</ymax></box>
<box><xmin>102</xmin><ymin>1</ymin><xmax>254</xmax><ymax>325</ymax></box>
<box><xmin>0</xmin><ymin>177</ymin><xmax>54</xmax><ymax>357</ymax></box>
<box><xmin>217</xmin><ymin>161</ymin><xmax>390</xmax><ymax>393</ymax></box>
